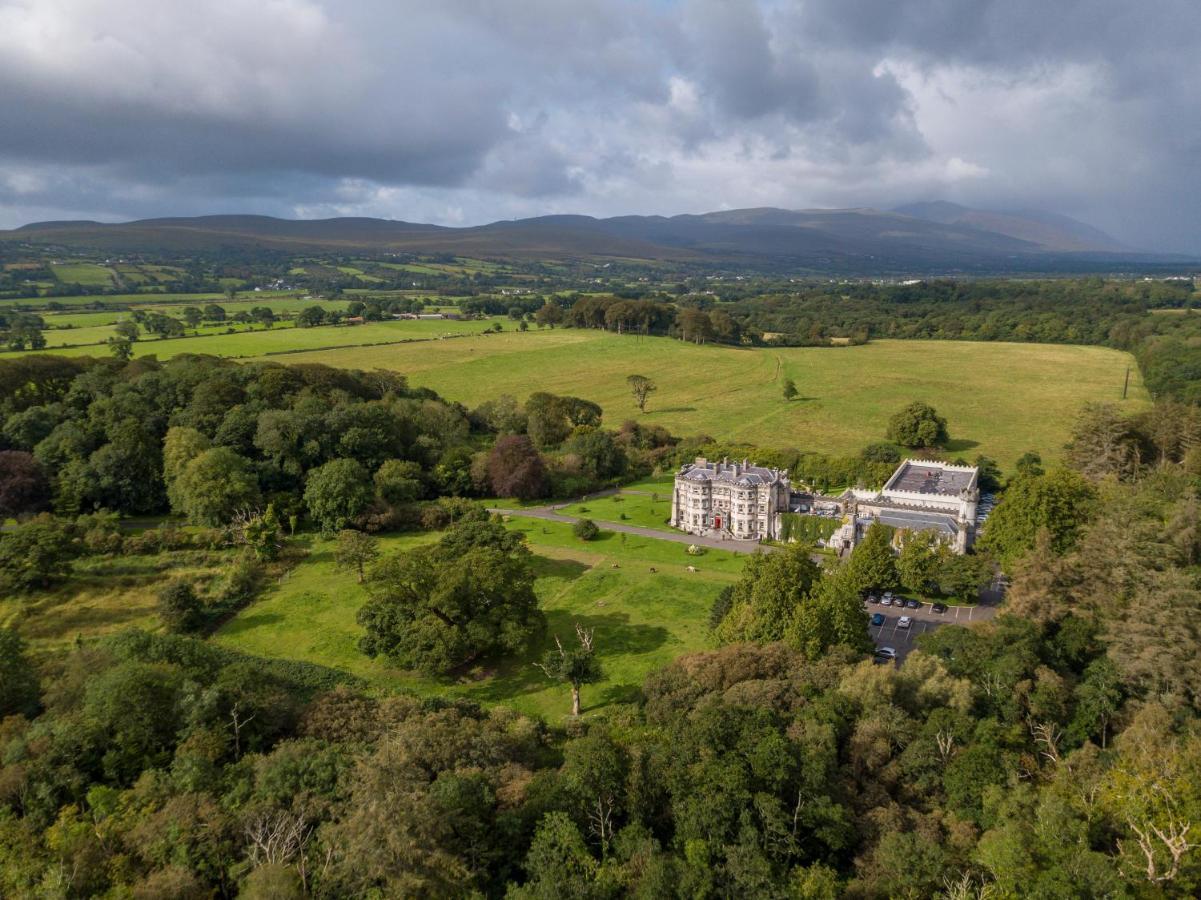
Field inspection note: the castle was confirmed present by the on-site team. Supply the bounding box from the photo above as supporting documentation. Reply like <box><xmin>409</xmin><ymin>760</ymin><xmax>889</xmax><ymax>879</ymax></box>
<box><xmin>670</xmin><ymin>456</ymin><xmax>980</xmax><ymax>553</ymax></box>
<box><xmin>670</xmin><ymin>458</ymin><xmax>791</xmax><ymax>540</ymax></box>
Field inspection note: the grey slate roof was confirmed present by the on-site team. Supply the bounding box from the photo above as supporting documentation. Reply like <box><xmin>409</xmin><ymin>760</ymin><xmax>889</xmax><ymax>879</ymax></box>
<box><xmin>871</xmin><ymin>507</ymin><xmax>960</xmax><ymax>536</ymax></box>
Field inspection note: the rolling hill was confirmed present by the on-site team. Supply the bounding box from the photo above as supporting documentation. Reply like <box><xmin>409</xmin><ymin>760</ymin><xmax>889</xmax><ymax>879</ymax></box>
<box><xmin>1</xmin><ymin>204</ymin><xmax>1178</xmax><ymax>272</ymax></box>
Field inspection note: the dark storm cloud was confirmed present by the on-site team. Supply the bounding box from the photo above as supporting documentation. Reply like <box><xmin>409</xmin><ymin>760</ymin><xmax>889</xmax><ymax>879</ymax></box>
<box><xmin>0</xmin><ymin>0</ymin><xmax>1197</xmax><ymax>251</ymax></box>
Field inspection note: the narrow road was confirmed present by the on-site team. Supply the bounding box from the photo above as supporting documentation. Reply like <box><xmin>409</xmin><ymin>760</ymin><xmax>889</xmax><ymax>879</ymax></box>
<box><xmin>488</xmin><ymin>505</ymin><xmax>773</xmax><ymax>555</ymax></box>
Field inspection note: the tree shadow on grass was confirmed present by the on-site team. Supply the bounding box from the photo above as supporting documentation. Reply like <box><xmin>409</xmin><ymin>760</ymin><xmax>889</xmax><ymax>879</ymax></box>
<box><xmin>528</xmin><ymin>555</ymin><xmax>590</xmax><ymax>581</ymax></box>
<box><xmin>651</xmin><ymin>406</ymin><xmax>697</xmax><ymax>414</ymax></box>
<box><xmin>462</xmin><ymin>610</ymin><xmax>669</xmax><ymax>707</ymax></box>
<box><xmin>943</xmin><ymin>438</ymin><xmax>980</xmax><ymax>454</ymax></box>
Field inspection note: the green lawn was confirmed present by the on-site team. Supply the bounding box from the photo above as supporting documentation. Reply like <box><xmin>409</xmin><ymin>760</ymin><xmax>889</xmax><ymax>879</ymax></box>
<box><xmin>559</xmin><ymin>491</ymin><xmax>675</xmax><ymax>532</ymax></box>
<box><xmin>265</xmin><ymin>331</ymin><xmax>1148</xmax><ymax>467</ymax></box>
<box><xmin>214</xmin><ymin>521</ymin><xmax>743</xmax><ymax>719</ymax></box>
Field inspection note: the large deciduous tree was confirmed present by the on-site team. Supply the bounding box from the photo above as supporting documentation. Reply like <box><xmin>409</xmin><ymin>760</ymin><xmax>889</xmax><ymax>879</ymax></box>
<box><xmin>357</xmin><ymin>517</ymin><xmax>544</xmax><ymax>674</ymax></box>
<box><xmin>0</xmin><ymin>627</ymin><xmax>40</xmax><ymax>718</ymax></box>
<box><xmin>715</xmin><ymin>544</ymin><xmax>823</xmax><ymax>644</ymax></box>
<box><xmin>304</xmin><ymin>458</ymin><xmax>373</xmax><ymax>532</ymax></box>
<box><xmin>0</xmin><ymin>449</ymin><xmax>50</xmax><ymax>518</ymax></box>
<box><xmin>980</xmin><ymin>469</ymin><xmax>1097</xmax><ymax>568</ymax></box>
<box><xmin>886</xmin><ymin>401</ymin><xmax>949</xmax><ymax>449</ymax></box>
<box><xmin>170</xmin><ymin>447</ymin><xmax>262</xmax><ymax>526</ymax></box>
<box><xmin>486</xmin><ymin>435</ymin><xmax>548</xmax><ymax>500</ymax></box>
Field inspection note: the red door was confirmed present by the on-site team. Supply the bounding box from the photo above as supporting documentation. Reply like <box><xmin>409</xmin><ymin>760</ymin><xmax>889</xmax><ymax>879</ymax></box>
<box><xmin>714</xmin><ymin>515</ymin><xmax>722</xmax><ymax>529</ymax></box>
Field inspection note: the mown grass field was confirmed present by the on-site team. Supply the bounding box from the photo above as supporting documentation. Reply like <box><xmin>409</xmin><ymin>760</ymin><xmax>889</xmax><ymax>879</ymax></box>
<box><xmin>269</xmin><ymin>330</ymin><xmax>1148</xmax><ymax>467</ymax></box>
<box><xmin>214</xmin><ymin>521</ymin><xmax>742</xmax><ymax>719</ymax></box>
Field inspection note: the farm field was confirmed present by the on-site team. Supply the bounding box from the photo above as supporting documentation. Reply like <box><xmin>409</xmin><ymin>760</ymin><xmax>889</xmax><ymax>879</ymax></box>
<box><xmin>48</xmin><ymin>262</ymin><xmax>115</xmax><ymax>286</ymax></box>
<box><xmin>215</xmin><ymin>520</ymin><xmax>742</xmax><ymax>719</ymax></box>
<box><xmin>263</xmin><ymin>331</ymin><xmax>1149</xmax><ymax>467</ymax></box>
<box><xmin>23</xmin><ymin>316</ymin><xmax>508</xmax><ymax>358</ymax></box>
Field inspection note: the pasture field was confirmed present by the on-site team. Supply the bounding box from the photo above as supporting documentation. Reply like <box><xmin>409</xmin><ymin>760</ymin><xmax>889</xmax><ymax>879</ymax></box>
<box><xmin>215</xmin><ymin>521</ymin><xmax>741</xmax><ymax>718</ymax></box>
<box><xmin>23</xmin><ymin>316</ymin><xmax>509</xmax><ymax>358</ymax></box>
<box><xmin>49</xmin><ymin>262</ymin><xmax>115</xmax><ymax>286</ymax></box>
<box><xmin>266</xmin><ymin>331</ymin><xmax>1148</xmax><ymax>467</ymax></box>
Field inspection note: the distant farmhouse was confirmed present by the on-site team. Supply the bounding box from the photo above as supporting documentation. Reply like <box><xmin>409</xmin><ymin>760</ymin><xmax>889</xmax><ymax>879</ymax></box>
<box><xmin>671</xmin><ymin>457</ymin><xmax>980</xmax><ymax>553</ymax></box>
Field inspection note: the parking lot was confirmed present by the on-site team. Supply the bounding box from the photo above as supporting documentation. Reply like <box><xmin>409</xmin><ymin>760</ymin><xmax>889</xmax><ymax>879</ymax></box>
<box><xmin>868</xmin><ymin>592</ymin><xmax>999</xmax><ymax>664</ymax></box>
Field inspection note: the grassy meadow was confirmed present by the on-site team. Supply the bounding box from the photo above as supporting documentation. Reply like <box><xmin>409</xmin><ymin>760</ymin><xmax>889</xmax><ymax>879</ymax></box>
<box><xmin>272</xmin><ymin>330</ymin><xmax>1147</xmax><ymax>467</ymax></box>
<box><xmin>3</xmin><ymin>309</ymin><xmax>1150</xmax><ymax>465</ymax></box>
<box><xmin>214</xmin><ymin>521</ymin><xmax>742</xmax><ymax>719</ymax></box>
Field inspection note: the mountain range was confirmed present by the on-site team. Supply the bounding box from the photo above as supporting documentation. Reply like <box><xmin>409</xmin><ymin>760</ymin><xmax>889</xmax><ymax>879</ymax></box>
<box><xmin>1</xmin><ymin>202</ymin><xmax>1184</xmax><ymax>273</ymax></box>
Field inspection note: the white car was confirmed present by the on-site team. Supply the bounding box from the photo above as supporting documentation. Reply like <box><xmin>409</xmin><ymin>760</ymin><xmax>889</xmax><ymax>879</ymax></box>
<box><xmin>880</xmin><ymin>597</ymin><xmax>893</xmax><ymax>607</ymax></box>
<box><xmin>897</xmin><ymin>616</ymin><xmax>912</xmax><ymax>629</ymax></box>
<box><xmin>875</xmin><ymin>647</ymin><xmax>897</xmax><ymax>659</ymax></box>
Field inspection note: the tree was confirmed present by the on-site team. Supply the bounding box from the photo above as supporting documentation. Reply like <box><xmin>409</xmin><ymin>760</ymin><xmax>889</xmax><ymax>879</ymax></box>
<box><xmin>202</xmin><ymin>303</ymin><xmax>226</xmax><ymax>322</ymax></box>
<box><xmin>107</xmin><ymin>337</ymin><xmax>133</xmax><ymax>360</ymax></box>
<box><xmin>782</xmin><ymin>378</ymin><xmax>798</xmax><ymax>401</ymax></box>
<box><xmin>487</xmin><ymin>435</ymin><xmax>548</xmax><ymax>500</ymax></box>
<box><xmin>1065</xmin><ymin>402</ymin><xmax>1144</xmax><ymax>482</ymax></box>
<box><xmin>980</xmin><ymin>469</ymin><xmax>1097</xmax><ymax>567</ymax></box>
<box><xmin>373</xmin><ymin>459</ymin><xmax>424</xmax><ymax>506</ymax></box>
<box><xmin>897</xmin><ymin>531</ymin><xmax>945</xmax><ymax>595</ymax></box>
<box><xmin>182</xmin><ymin>306</ymin><xmax>203</xmax><ymax>329</ymax></box>
<box><xmin>357</xmin><ymin>518</ymin><xmax>544</xmax><ymax>674</ymax></box>
<box><xmin>0</xmin><ymin>450</ymin><xmax>50</xmax><ymax>518</ymax></box>
<box><xmin>845</xmin><ymin>521</ymin><xmax>898</xmax><ymax>590</ymax></box>
<box><xmin>171</xmin><ymin>447</ymin><xmax>262</xmax><ymax>526</ymax></box>
<box><xmin>627</xmin><ymin>374</ymin><xmax>657</xmax><ymax>413</ymax></box>
<box><xmin>534</xmin><ymin>302</ymin><xmax>563</xmax><ymax>328</ymax></box>
<box><xmin>535</xmin><ymin>624</ymin><xmax>602</xmax><ymax>716</ymax></box>
<box><xmin>716</xmin><ymin>544</ymin><xmax>822</xmax><ymax>643</ymax></box>
<box><xmin>158</xmin><ymin>580</ymin><xmax>204</xmax><ymax>633</ymax></box>
<box><xmin>335</xmin><ymin>529</ymin><xmax>379</xmax><ymax>583</ymax></box>
<box><xmin>886</xmin><ymin>401</ymin><xmax>949</xmax><ymax>449</ymax></box>
<box><xmin>304</xmin><ymin>458</ymin><xmax>373</xmax><ymax>532</ymax></box>
<box><xmin>0</xmin><ymin>627</ymin><xmax>40</xmax><ymax>718</ymax></box>
<box><xmin>0</xmin><ymin>516</ymin><xmax>78</xmax><ymax>592</ymax></box>
<box><xmin>297</xmin><ymin>306</ymin><xmax>326</xmax><ymax>328</ymax></box>
<box><xmin>113</xmin><ymin>320</ymin><xmax>140</xmax><ymax>342</ymax></box>
<box><xmin>572</xmin><ymin>518</ymin><xmax>600</xmax><ymax>541</ymax></box>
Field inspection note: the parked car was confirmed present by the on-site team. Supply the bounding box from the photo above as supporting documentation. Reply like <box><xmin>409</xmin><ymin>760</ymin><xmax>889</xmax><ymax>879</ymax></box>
<box><xmin>870</xmin><ymin>612</ymin><xmax>886</xmax><ymax>626</ymax></box>
<box><xmin>897</xmin><ymin>616</ymin><xmax>912</xmax><ymax>629</ymax></box>
<box><xmin>905</xmin><ymin>598</ymin><xmax>921</xmax><ymax>610</ymax></box>
<box><xmin>881</xmin><ymin>597</ymin><xmax>893</xmax><ymax>607</ymax></box>
<box><xmin>875</xmin><ymin>647</ymin><xmax>897</xmax><ymax>659</ymax></box>
<box><xmin>931</xmin><ymin>603</ymin><xmax>948</xmax><ymax>614</ymax></box>
<box><xmin>868</xmin><ymin>594</ymin><xmax>881</xmax><ymax>605</ymax></box>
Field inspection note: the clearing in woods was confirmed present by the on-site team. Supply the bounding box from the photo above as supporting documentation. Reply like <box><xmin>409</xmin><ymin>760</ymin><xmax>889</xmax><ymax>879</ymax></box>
<box><xmin>213</xmin><ymin>521</ymin><xmax>742</xmax><ymax>719</ymax></box>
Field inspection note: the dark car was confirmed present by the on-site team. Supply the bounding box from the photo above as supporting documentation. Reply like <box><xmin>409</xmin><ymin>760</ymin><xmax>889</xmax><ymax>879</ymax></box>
<box><xmin>868</xmin><ymin>594</ymin><xmax>881</xmax><ymax>604</ymax></box>
<box><xmin>905</xmin><ymin>598</ymin><xmax>921</xmax><ymax>610</ymax></box>
<box><xmin>870</xmin><ymin>612</ymin><xmax>886</xmax><ymax>626</ymax></box>
<box><xmin>931</xmin><ymin>602</ymin><xmax>948</xmax><ymax>614</ymax></box>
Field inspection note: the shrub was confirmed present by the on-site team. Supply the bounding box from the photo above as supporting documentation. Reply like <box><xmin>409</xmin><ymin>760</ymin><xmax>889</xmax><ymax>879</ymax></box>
<box><xmin>158</xmin><ymin>580</ymin><xmax>204</xmax><ymax>633</ymax></box>
<box><xmin>218</xmin><ymin>552</ymin><xmax>264</xmax><ymax>604</ymax></box>
<box><xmin>572</xmin><ymin>518</ymin><xmax>600</xmax><ymax>541</ymax></box>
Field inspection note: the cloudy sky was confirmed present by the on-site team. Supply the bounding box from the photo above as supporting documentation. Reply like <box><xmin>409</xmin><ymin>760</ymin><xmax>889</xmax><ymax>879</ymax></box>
<box><xmin>0</xmin><ymin>0</ymin><xmax>1198</xmax><ymax>251</ymax></box>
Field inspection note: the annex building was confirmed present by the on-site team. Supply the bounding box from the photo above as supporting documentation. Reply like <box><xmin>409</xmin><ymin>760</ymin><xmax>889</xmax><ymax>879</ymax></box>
<box><xmin>671</xmin><ymin>456</ymin><xmax>980</xmax><ymax>552</ymax></box>
<box><xmin>832</xmin><ymin>459</ymin><xmax>980</xmax><ymax>554</ymax></box>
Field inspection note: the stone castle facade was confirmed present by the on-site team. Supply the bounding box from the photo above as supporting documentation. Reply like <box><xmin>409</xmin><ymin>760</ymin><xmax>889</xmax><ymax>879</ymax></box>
<box><xmin>670</xmin><ymin>457</ymin><xmax>790</xmax><ymax>540</ymax></box>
